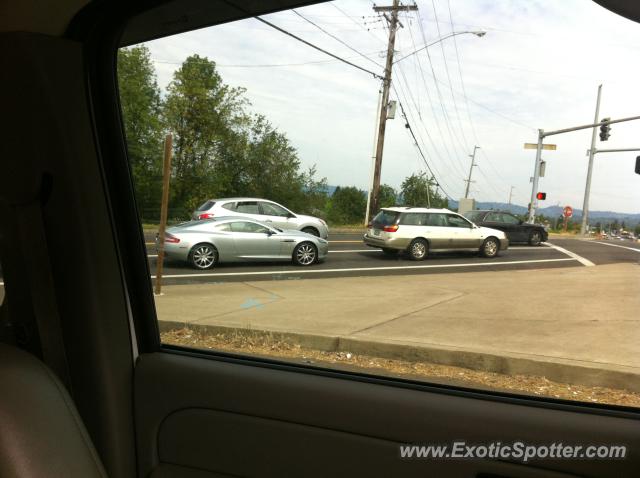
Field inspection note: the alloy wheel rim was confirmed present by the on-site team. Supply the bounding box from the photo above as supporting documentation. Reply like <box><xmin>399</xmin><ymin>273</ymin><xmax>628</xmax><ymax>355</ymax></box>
<box><xmin>297</xmin><ymin>244</ymin><xmax>316</xmax><ymax>265</ymax></box>
<box><xmin>193</xmin><ymin>246</ymin><xmax>215</xmax><ymax>268</ymax></box>
<box><xmin>412</xmin><ymin>242</ymin><xmax>426</xmax><ymax>258</ymax></box>
<box><xmin>532</xmin><ymin>232</ymin><xmax>541</xmax><ymax>243</ymax></box>
<box><xmin>486</xmin><ymin>241</ymin><xmax>497</xmax><ymax>255</ymax></box>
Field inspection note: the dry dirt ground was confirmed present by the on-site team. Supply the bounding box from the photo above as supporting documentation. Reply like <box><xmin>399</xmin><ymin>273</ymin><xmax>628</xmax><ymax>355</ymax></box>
<box><xmin>162</xmin><ymin>327</ymin><xmax>640</xmax><ymax>408</ymax></box>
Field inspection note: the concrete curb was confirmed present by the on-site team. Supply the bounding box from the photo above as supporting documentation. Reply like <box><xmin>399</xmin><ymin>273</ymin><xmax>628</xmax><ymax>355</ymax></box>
<box><xmin>158</xmin><ymin>320</ymin><xmax>640</xmax><ymax>393</ymax></box>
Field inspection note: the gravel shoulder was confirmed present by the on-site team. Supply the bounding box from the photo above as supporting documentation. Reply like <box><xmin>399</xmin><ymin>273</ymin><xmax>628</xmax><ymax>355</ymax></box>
<box><xmin>162</xmin><ymin>327</ymin><xmax>640</xmax><ymax>408</ymax></box>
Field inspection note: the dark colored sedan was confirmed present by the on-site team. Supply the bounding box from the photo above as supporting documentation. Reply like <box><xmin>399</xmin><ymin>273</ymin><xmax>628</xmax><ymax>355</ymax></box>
<box><xmin>463</xmin><ymin>210</ymin><xmax>548</xmax><ymax>246</ymax></box>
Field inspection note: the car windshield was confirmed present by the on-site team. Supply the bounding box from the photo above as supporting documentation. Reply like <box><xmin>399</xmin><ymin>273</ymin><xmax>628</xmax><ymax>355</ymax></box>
<box><xmin>463</xmin><ymin>211</ymin><xmax>484</xmax><ymax>222</ymax></box>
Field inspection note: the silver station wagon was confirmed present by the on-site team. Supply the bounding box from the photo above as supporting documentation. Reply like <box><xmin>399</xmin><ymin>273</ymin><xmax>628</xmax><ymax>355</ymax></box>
<box><xmin>363</xmin><ymin>207</ymin><xmax>509</xmax><ymax>260</ymax></box>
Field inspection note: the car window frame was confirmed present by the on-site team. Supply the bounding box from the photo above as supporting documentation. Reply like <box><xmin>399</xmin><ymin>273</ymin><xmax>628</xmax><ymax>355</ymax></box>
<box><xmin>259</xmin><ymin>201</ymin><xmax>290</xmax><ymax>217</ymax></box>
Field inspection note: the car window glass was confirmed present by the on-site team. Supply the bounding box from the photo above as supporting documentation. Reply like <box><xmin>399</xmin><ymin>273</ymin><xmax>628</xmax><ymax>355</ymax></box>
<box><xmin>371</xmin><ymin>210</ymin><xmax>399</xmax><ymax>227</ymax></box>
<box><xmin>216</xmin><ymin>223</ymin><xmax>231</xmax><ymax>232</ymax></box>
<box><xmin>463</xmin><ymin>211</ymin><xmax>484</xmax><ymax>222</ymax></box>
<box><xmin>501</xmin><ymin>214</ymin><xmax>521</xmax><ymax>225</ymax></box>
<box><xmin>426</xmin><ymin>213</ymin><xmax>448</xmax><ymax>227</ymax></box>
<box><xmin>447</xmin><ymin>215</ymin><xmax>471</xmax><ymax>228</ymax></box>
<box><xmin>117</xmin><ymin>2</ymin><xmax>640</xmax><ymax>408</ymax></box>
<box><xmin>196</xmin><ymin>200</ymin><xmax>215</xmax><ymax>211</ymax></box>
<box><xmin>400</xmin><ymin>213</ymin><xmax>427</xmax><ymax>225</ymax></box>
<box><xmin>230</xmin><ymin>221</ymin><xmax>269</xmax><ymax>233</ymax></box>
<box><xmin>260</xmin><ymin>202</ymin><xmax>290</xmax><ymax>217</ymax></box>
<box><xmin>235</xmin><ymin>202</ymin><xmax>259</xmax><ymax>214</ymax></box>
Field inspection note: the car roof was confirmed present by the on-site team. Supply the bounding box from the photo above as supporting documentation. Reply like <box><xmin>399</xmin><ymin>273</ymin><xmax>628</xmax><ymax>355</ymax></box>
<box><xmin>381</xmin><ymin>207</ymin><xmax>456</xmax><ymax>213</ymax></box>
<box><xmin>171</xmin><ymin>216</ymin><xmax>274</xmax><ymax>228</ymax></box>
<box><xmin>206</xmin><ymin>197</ymin><xmax>273</xmax><ymax>203</ymax></box>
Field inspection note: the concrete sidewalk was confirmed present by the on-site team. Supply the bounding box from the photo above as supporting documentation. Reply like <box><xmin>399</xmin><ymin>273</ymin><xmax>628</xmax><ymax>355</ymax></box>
<box><xmin>155</xmin><ymin>262</ymin><xmax>640</xmax><ymax>391</ymax></box>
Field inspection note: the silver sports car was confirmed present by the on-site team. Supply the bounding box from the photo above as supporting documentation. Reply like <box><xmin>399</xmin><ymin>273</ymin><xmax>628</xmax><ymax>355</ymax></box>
<box><xmin>159</xmin><ymin>217</ymin><xmax>329</xmax><ymax>270</ymax></box>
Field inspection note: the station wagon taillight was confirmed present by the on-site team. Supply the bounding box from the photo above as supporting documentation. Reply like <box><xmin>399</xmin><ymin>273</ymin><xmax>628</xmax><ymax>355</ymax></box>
<box><xmin>198</xmin><ymin>213</ymin><xmax>215</xmax><ymax>220</ymax></box>
<box><xmin>165</xmin><ymin>233</ymin><xmax>180</xmax><ymax>243</ymax></box>
<box><xmin>383</xmin><ymin>224</ymin><xmax>399</xmax><ymax>233</ymax></box>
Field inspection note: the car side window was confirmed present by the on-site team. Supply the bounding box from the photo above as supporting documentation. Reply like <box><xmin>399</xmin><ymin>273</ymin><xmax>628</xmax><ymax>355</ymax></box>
<box><xmin>260</xmin><ymin>202</ymin><xmax>290</xmax><ymax>217</ymax></box>
<box><xmin>235</xmin><ymin>202</ymin><xmax>259</xmax><ymax>214</ymax></box>
<box><xmin>447</xmin><ymin>215</ymin><xmax>471</xmax><ymax>228</ymax></box>
<box><xmin>400</xmin><ymin>213</ymin><xmax>427</xmax><ymax>226</ymax></box>
<box><xmin>486</xmin><ymin>212</ymin><xmax>502</xmax><ymax>222</ymax></box>
<box><xmin>426</xmin><ymin>213</ymin><xmax>448</xmax><ymax>227</ymax></box>
<box><xmin>222</xmin><ymin>202</ymin><xmax>236</xmax><ymax>212</ymax></box>
<box><xmin>230</xmin><ymin>221</ymin><xmax>269</xmax><ymax>233</ymax></box>
<box><xmin>501</xmin><ymin>214</ymin><xmax>521</xmax><ymax>225</ymax></box>
<box><xmin>216</xmin><ymin>223</ymin><xmax>231</xmax><ymax>232</ymax></box>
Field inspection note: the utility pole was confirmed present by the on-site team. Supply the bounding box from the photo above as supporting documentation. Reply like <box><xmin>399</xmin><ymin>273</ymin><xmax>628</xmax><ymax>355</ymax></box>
<box><xmin>580</xmin><ymin>84</ymin><xmax>602</xmax><ymax>236</ymax></box>
<box><xmin>368</xmin><ymin>0</ymin><xmax>417</xmax><ymax>220</ymax></box>
<box><xmin>155</xmin><ymin>133</ymin><xmax>173</xmax><ymax>296</ymax></box>
<box><xmin>508</xmin><ymin>186</ymin><xmax>515</xmax><ymax>205</ymax></box>
<box><xmin>464</xmin><ymin>145</ymin><xmax>479</xmax><ymax>198</ymax></box>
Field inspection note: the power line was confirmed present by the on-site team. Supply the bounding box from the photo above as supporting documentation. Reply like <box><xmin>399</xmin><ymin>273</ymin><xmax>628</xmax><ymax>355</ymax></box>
<box><xmin>291</xmin><ymin>9</ymin><xmax>383</xmax><ymax>68</ymax></box>
<box><xmin>394</xmin><ymin>92</ymin><xmax>455</xmax><ymax>201</ymax></box>
<box><xmin>254</xmin><ymin>16</ymin><xmax>383</xmax><ymax>80</ymax></box>
<box><xmin>429</xmin><ymin>0</ymin><xmax>471</xmax><ymax>152</ymax></box>
<box><xmin>329</xmin><ymin>3</ymin><xmax>389</xmax><ymax>47</ymax></box>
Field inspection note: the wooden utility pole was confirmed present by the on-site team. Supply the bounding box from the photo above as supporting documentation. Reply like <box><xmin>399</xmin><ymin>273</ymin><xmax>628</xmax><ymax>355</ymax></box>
<box><xmin>368</xmin><ymin>0</ymin><xmax>417</xmax><ymax>221</ymax></box>
<box><xmin>154</xmin><ymin>133</ymin><xmax>173</xmax><ymax>296</ymax></box>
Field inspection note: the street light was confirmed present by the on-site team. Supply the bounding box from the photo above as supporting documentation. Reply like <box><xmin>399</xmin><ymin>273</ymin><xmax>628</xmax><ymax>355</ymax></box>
<box><xmin>393</xmin><ymin>30</ymin><xmax>487</xmax><ymax>64</ymax></box>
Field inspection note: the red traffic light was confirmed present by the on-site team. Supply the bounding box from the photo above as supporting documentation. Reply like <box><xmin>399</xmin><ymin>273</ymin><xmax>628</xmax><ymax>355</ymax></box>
<box><xmin>536</xmin><ymin>192</ymin><xmax>547</xmax><ymax>200</ymax></box>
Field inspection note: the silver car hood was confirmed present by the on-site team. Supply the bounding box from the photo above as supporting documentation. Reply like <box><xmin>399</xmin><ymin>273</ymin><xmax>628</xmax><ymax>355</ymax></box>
<box><xmin>277</xmin><ymin>228</ymin><xmax>324</xmax><ymax>240</ymax></box>
<box><xmin>295</xmin><ymin>214</ymin><xmax>322</xmax><ymax>223</ymax></box>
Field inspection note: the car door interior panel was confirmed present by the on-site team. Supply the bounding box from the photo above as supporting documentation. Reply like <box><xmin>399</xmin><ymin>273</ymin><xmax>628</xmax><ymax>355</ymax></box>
<box><xmin>135</xmin><ymin>351</ymin><xmax>639</xmax><ymax>478</ymax></box>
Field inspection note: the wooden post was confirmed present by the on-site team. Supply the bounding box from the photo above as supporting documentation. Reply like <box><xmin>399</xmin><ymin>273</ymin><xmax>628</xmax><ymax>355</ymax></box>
<box><xmin>154</xmin><ymin>133</ymin><xmax>173</xmax><ymax>295</ymax></box>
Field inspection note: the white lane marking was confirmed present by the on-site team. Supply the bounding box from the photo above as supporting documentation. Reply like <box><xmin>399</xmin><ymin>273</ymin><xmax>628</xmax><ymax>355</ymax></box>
<box><xmin>544</xmin><ymin>242</ymin><xmax>595</xmax><ymax>267</ymax></box>
<box><xmin>330</xmin><ymin>249</ymin><xmax>381</xmax><ymax>253</ymax></box>
<box><xmin>593</xmin><ymin>241</ymin><xmax>640</xmax><ymax>253</ymax></box>
<box><xmin>150</xmin><ymin>258</ymin><xmax>576</xmax><ymax>279</ymax></box>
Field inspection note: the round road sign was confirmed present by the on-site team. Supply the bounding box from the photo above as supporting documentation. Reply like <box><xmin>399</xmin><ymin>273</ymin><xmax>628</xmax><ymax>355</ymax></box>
<box><xmin>563</xmin><ymin>206</ymin><xmax>573</xmax><ymax>218</ymax></box>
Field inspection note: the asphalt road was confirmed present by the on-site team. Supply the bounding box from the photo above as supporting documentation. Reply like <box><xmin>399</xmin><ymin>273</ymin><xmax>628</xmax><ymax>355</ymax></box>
<box><xmin>144</xmin><ymin>235</ymin><xmax>640</xmax><ymax>285</ymax></box>
<box><xmin>0</xmin><ymin>236</ymin><xmax>637</xmax><ymax>290</ymax></box>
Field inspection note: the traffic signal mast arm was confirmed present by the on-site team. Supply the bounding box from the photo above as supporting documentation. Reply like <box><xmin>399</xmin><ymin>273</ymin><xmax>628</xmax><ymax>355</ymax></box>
<box><xmin>540</xmin><ymin>114</ymin><xmax>640</xmax><ymax>138</ymax></box>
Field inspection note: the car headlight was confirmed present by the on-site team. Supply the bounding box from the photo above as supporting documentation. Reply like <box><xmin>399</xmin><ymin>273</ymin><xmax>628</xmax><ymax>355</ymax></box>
<box><xmin>317</xmin><ymin>238</ymin><xmax>328</xmax><ymax>244</ymax></box>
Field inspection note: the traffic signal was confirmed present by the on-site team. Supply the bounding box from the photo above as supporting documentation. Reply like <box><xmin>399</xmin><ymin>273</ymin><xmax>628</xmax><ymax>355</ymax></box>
<box><xmin>599</xmin><ymin>117</ymin><xmax>611</xmax><ymax>141</ymax></box>
<box><xmin>536</xmin><ymin>192</ymin><xmax>546</xmax><ymax>200</ymax></box>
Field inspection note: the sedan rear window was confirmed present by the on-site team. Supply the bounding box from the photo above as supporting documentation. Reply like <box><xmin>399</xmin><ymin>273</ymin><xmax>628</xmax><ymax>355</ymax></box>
<box><xmin>371</xmin><ymin>210</ymin><xmax>399</xmax><ymax>227</ymax></box>
<box><xmin>196</xmin><ymin>200</ymin><xmax>215</xmax><ymax>211</ymax></box>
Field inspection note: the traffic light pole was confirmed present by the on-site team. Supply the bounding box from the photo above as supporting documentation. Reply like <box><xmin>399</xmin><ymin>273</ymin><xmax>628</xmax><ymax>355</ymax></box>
<box><xmin>527</xmin><ymin>130</ymin><xmax>544</xmax><ymax>223</ymax></box>
<box><xmin>580</xmin><ymin>84</ymin><xmax>602</xmax><ymax>236</ymax></box>
<box><xmin>527</xmin><ymin>114</ymin><xmax>640</xmax><ymax>224</ymax></box>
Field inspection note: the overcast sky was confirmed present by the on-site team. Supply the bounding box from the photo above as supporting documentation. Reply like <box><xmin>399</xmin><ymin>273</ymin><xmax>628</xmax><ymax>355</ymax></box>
<box><xmin>142</xmin><ymin>0</ymin><xmax>640</xmax><ymax>213</ymax></box>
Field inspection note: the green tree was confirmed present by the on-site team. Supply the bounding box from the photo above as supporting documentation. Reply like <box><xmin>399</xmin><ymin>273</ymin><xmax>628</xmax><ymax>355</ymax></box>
<box><xmin>634</xmin><ymin>224</ymin><xmax>640</xmax><ymax>235</ymax></box>
<box><xmin>378</xmin><ymin>184</ymin><xmax>397</xmax><ymax>208</ymax></box>
<box><xmin>164</xmin><ymin>55</ymin><xmax>249</xmax><ymax>214</ymax></box>
<box><xmin>326</xmin><ymin>186</ymin><xmax>366</xmax><ymax>225</ymax></box>
<box><xmin>400</xmin><ymin>172</ymin><xmax>447</xmax><ymax>208</ymax></box>
<box><xmin>117</xmin><ymin>45</ymin><xmax>164</xmax><ymax>220</ymax></box>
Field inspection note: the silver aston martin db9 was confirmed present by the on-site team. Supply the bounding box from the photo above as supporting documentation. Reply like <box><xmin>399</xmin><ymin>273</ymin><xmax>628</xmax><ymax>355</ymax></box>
<box><xmin>159</xmin><ymin>217</ymin><xmax>329</xmax><ymax>270</ymax></box>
